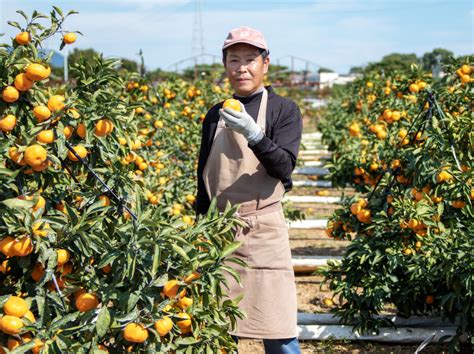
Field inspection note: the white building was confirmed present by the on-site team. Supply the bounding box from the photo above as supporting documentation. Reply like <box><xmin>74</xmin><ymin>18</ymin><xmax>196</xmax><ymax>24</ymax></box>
<box><xmin>318</xmin><ymin>72</ymin><xmax>361</xmax><ymax>89</ymax></box>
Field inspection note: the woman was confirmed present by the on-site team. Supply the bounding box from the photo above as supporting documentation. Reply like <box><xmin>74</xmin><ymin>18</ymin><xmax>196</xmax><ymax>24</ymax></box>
<box><xmin>196</xmin><ymin>26</ymin><xmax>302</xmax><ymax>354</ymax></box>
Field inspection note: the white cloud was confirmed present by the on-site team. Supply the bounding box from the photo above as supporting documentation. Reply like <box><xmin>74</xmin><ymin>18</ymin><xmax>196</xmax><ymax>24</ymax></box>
<box><xmin>0</xmin><ymin>0</ymin><xmax>471</xmax><ymax>74</ymax></box>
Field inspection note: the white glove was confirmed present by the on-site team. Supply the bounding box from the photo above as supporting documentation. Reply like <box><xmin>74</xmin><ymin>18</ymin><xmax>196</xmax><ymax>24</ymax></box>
<box><xmin>220</xmin><ymin>102</ymin><xmax>264</xmax><ymax>145</ymax></box>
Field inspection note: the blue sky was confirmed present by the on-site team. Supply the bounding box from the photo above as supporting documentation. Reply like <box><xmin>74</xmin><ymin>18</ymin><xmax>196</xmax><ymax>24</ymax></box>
<box><xmin>1</xmin><ymin>0</ymin><xmax>472</xmax><ymax>74</ymax></box>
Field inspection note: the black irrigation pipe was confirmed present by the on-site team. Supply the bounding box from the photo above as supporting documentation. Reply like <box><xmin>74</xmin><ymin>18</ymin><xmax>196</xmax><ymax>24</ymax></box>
<box><xmin>62</xmin><ymin>141</ymin><xmax>138</xmax><ymax>222</ymax></box>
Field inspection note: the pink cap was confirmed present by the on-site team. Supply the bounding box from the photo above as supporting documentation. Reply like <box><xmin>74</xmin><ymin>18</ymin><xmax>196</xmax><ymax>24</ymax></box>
<box><xmin>222</xmin><ymin>26</ymin><xmax>268</xmax><ymax>51</ymax></box>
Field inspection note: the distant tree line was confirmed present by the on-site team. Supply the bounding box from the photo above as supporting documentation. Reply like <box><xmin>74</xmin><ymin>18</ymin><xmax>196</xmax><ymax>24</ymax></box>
<box><xmin>51</xmin><ymin>47</ymin><xmax>471</xmax><ymax>82</ymax></box>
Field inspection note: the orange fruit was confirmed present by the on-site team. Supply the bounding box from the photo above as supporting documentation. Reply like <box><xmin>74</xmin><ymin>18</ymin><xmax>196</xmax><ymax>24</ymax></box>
<box><xmin>37</xmin><ymin>129</ymin><xmax>55</xmax><ymax>144</ymax></box>
<box><xmin>97</xmin><ymin>344</ymin><xmax>109</xmax><ymax>352</ymax></box>
<box><xmin>23</xmin><ymin>310</ymin><xmax>35</xmax><ymax>323</ymax></box>
<box><xmin>31</xmin><ymin>263</ymin><xmax>45</xmax><ymax>282</ymax></box>
<box><xmin>7</xmin><ymin>338</ymin><xmax>20</xmax><ymax>350</ymax></box>
<box><xmin>101</xmin><ymin>264</ymin><xmax>112</xmax><ymax>273</ymax></box>
<box><xmin>185</xmin><ymin>195</ymin><xmax>196</xmax><ymax>203</ymax></box>
<box><xmin>14</xmin><ymin>73</ymin><xmax>34</xmax><ymax>91</ymax></box>
<box><xmin>67</xmin><ymin>145</ymin><xmax>88</xmax><ymax>161</ymax></box>
<box><xmin>3</xmin><ymin>296</ymin><xmax>29</xmax><ymax>317</ymax></box>
<box><xmin>176</xmin><ymin>313</ymin><xmax>192</xmax><ymax>333</ymax></box>
<box><xmin>94</xmin><ymin>119</ymin><xmax>114</xmax><ymax>137</ymax></box>
<box><xmin>63</xmin><ymin>125</ymin><xmax>74</xmax><ymax>139</ymax></box>
<box><xmin>8</xmin><ymin>147</ymin><xmax>26</xmax><ymax>165</ymax></box>
<box><xmin>123</xmin><ymin>323</ymin><xmax>149</xmax><ymax>343</ymax></box>
<box><xmin>350</xmin><ymin>202</ymin><xmax>362</xmax><ymax>215</ymax></box>
<box><xmin>348</xmin><ymin>122</ymin><xmax>360</xmax><ymax>137</ymax></box>
<box><xmin>178</xmin><ymin>296</ymin><xmax>193</xmax><ymax>310</ymax></box>
<box><xmin>31</xmin><ymin>339</ymin><xmax>44</xmax><ymax>354</ymax></box>
<box><xmin>118</xmin><ymin>137</ymin><xmax>127</xmax><ymax>145</ymax></box>
<box><xmin>436</xmin><ymin>171</ymin><xmax>453</xmax><ymax>183</ymax></box>
<box><xmin>32</xmin><ymin>195</ymin><xmax>46</xmax><ymax>212</ymax></box>
<box><xmin>154</xmin><ymin>316</ymin><xmax>173</xmax><ymax>336</ymax></box>
<box><xmin>99</xmin><ymin>195</ymin><xmax>110</xmax><ymax>207</ymax></box>
<box><xmin>451</xmin><ymin>200</ymin><xmax>466</xmax><ymax>209</ymax></box>
<box><xmin>2</xmin><ymin>86</ymin><xmax>19</xmax><ymax>103</ymax></box>
<box><xmin>32</xmin><ymin>160</ymin><xmax>50</xmax><ymax>172</ymax></box>
<box><xmin>163</xmin><ymin>280</ymin><xmax>180</xmax><ymax>298</ymax></box>
<box><xmin>461</xmin><ymin>64</ymin><xmax>471</xmax><ymax>75</ymax></box>
<box><xmin>407</xmin><ymin>219</ymin><xmax>420</xmax><ymax>230</ymax></box>
<box><xmin>15</xmin><ymin>31</ymin><xmax>31</xmax><ymax>45</ymax></box>
<box><xmin>47</xmin><ymin>95</ymin><xmax>66</xmax><ymax>112</ymax></box>
<box><xmin>323</xmin><ymin>298</ymin><xmax>334</xmax><ymax>307</ymax></box>
<box><xmin>184</xmin><ymin>271</ymin><xmax>200</xmax><ymax>283</ymax></box>
<box><xmin>76</xmin><ymin>123</ymin><xmax>86</xmax><ymax>138</ymax></box>
<box><xmin>58</xmin><ymin>262</ymin><xmax>73</xmax><ymax>276</ymax></box>
<box><xmin>356</xmin><ymin>209</ymin><xmax>371</xmax><ymax>224</ymax></box>
<box><xmin>425</xmin><ymin>295</ymin><xmax>434</xmax><ymax>305</ymax></box>
<box><xmin>0</xmin><ymin>260</ymin><xmax>11</xmax><ymax>274</ymax></box>
<box><xmin>75</xmin><ymin>292</ymin><xmax>99</xmax><ymax>312</ymax></box>
<box><xmin>33</xmin><ymin>105</ymin><xmax>52</xmax><ymax>122</ymax></box>
<box><xmin>1</xmin><ymin>315</ymin><xmax>23</xmax><ymax>335</ymax></box>
<box><xmin>63</xmin><ymin>32</ymin><xmax>77</xmax><ymax>44</ymax></box>
<box><xmin>57</xmin><ymin>249</ymin><xmax>70</xmax><ymax>266</ymax></box>
<box><xmin>26</xmin><ymin>63</ymin><xmax>50</xmax><ymax>81</ymax></box>
<box><xmin>222</xmin><ymin>98</ymin><xmax>241</xmax><ymax>112</ymax></box>
<box><xmin>409</xmin><ymin>83</ymin><xmax>419</xmax><ymax>93</ymax></box>
<box><xmin>24</xmin><ymin>144</ymin><xmax>47</xmax><ymax>167</ymax></box>
<box><xmin>12</xmin><ymin>237</ymin><xmax>34</xmax><ymax>257</ymax></box>
<box><xmin>0</xmin><ymin>114</ymin><xmax>17</xmax><ymax>132</ymax></box>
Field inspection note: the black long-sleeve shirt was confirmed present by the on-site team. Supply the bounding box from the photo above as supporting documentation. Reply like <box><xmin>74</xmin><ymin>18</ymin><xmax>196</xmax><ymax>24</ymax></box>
<box><xmin>196</xmin><ymin>85</ymin><xmax>302</xmax><ymax>215</ymax></box>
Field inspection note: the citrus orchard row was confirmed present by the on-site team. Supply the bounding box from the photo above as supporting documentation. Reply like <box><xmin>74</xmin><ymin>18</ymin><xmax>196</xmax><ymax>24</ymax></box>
<box><xmin>318</xmin><ymin>59</ymin><xmax>473</xmax><ymax>350</ymax></box>
<box><xmin>0</xmin><ymin>8</ymin><xmax>254</xmax><ymax>353</ymax></box>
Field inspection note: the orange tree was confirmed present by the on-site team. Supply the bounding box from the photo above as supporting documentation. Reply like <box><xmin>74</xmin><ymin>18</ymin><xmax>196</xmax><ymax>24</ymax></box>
<box><xmin>318</xmin><ymin>59</ymin><xmax>473</xmax><ymax>351</ymax></box>
<box><xmin>0</xmin><ymin>8</ymin><xmax>250</xmax><ymax>353</ymax></box>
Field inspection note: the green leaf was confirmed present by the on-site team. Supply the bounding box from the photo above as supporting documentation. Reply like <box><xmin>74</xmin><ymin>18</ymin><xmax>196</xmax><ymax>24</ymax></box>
<box><xmin>52</xmin><ymin>6</ymin><xmax>64</xmax><ymax>17</ymax></box>
<box><xmin>151</xmin><ymin>243</ymin><xmax>160</xmax><ymax>278</ymax></box>
<box><xmin>220</xmin><ymin>241</ymin><xmax>242</xmax><ymax>259</ymax></box>
<box><xmin>171</xmin><ymin>243</ymin><xmax>190</xmax><ymax>262</ymax></box>
<box><xmin>96</xmin><ymin>307</ymin><xmax>111</xmax><ymax>338</ymax></box>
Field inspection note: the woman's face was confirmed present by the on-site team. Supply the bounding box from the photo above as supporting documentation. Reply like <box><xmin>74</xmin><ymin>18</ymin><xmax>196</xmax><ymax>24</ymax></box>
<box><xmin>224</xmin><ymin>43</ymin><xmax>269</xmax><ymax>96</ymax></box>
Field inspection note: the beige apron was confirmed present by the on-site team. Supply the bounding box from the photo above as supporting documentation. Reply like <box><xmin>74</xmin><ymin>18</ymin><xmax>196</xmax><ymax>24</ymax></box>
<box><xmin>203</xmin><ymin>88</ymin><xmax>298</xmax><ymax>339</ymax></box>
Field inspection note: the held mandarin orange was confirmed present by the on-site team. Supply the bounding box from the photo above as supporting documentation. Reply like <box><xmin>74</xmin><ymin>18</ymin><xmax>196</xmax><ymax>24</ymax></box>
<box><xmin>222</xmin><ymin>98</ymin><xmax>241</xmax><ymax>112</ymax></box>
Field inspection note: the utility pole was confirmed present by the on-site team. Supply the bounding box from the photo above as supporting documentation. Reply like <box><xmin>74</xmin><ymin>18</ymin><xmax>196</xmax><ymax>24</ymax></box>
<box><xmin>191</xmin><ymin>0</ymin><xmax>204</xmax><ymax>77</ymax></box>
<box><xmin>138</xmin><ymin>49</ymin><xmax>145</xmax><ymax>77</ymax></box>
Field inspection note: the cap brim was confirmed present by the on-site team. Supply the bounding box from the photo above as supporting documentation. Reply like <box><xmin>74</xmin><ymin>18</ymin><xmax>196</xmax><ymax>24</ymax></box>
<box><xmin>222</xmin><ymin>39</ymin><xmax>267</xmax><ymax>51</ymax></box>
